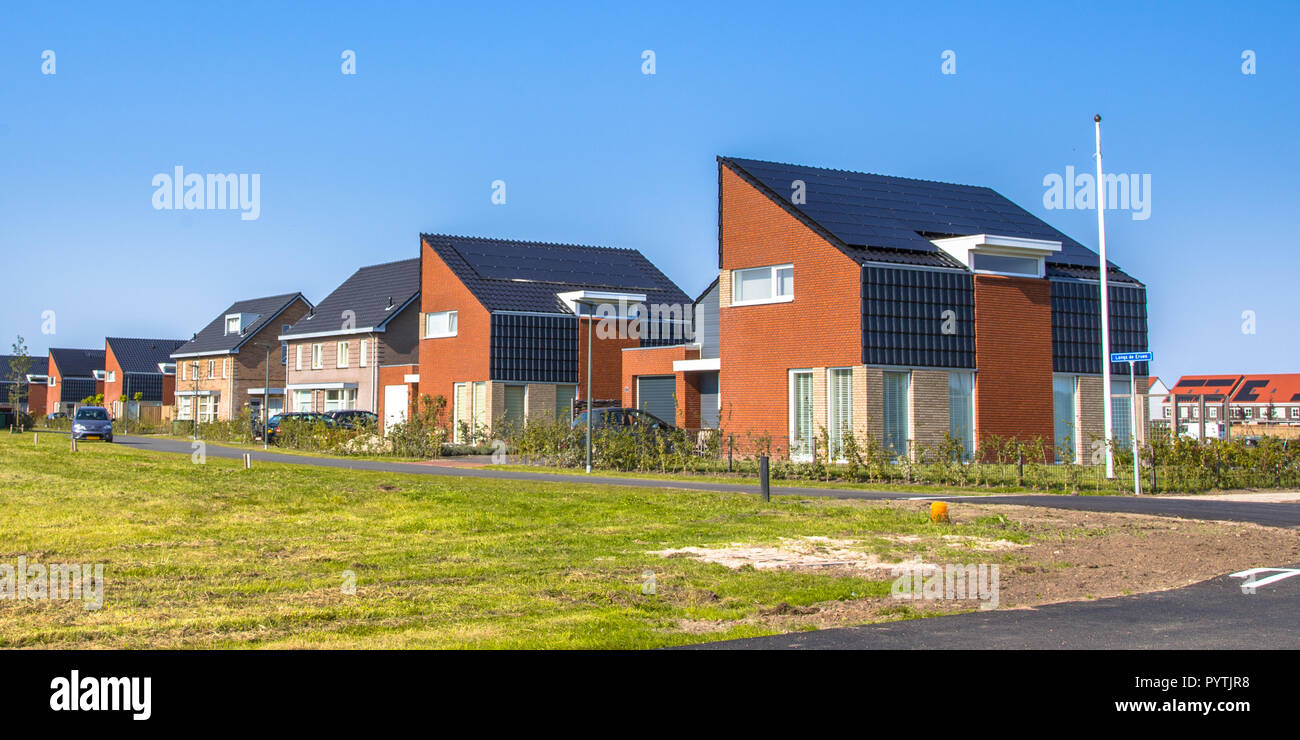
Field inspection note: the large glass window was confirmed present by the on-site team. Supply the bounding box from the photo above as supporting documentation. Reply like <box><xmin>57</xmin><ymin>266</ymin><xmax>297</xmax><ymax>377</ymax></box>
<box><xmin>789</xmin><ymin>371</ymin><xmax>814</xmax><ymax>460</ymax></box>
<box><xmin>1111</xmin><ymin>377</ymin><xmax>1133</xmax><ymax>449</ymax></box>
<box><xmin>324</xmin><ymin>389</ymin><xmax>356</xmax><ymax>412</ymax></box>
<box><xmin>734</xmin><ymin>265</ymin><xmax>794</xmax><ymax>304</ymax></box>
<box><xmin>949</xmin><ymin>371</ymin><xmax>975</xmax><ymax>459</ymax></box>
<box><xmin>970</xmin><ymin>252</ymin><xmax>1042</xmax><ymax>277</ymax></box>
<box><xmin>555</xmin><ymin>385</ymin><xmax>577</xmax><ymax>421</ymax></box>
<box><xmin>1053</xmin><ymin>375</ymin><xmax>1077</xmax><ymax>463</ymax></box>
<box><xmin>425</xmin><ymin>311</ymin><xmax>458</xmax><ymax>338</ymax></box>
<box><xmin>882</xmin><ymin>371</ymin><xmax>910</xmax><ymax>459</ymax></box>
<box><xmin>294</xmin><ymin>390</ymin><xmax>313</xmax><ymax>412</ymax></box>
<box><xmin>827</xmin><ymin>368</ymin><xmax>853</xmax><ymax>460</ymax></box>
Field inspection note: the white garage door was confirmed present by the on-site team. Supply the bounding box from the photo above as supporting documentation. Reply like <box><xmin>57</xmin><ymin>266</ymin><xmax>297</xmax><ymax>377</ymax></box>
<box><xmin>383</xmin><ymin>384</ymin><xmax>409</xmax><ymax>432</ymax></box>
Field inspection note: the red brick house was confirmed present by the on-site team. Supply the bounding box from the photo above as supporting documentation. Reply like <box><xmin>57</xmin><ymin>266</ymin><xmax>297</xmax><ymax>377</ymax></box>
<box><xmin>627</xmin><ymin>157</ymin><xmax>1149</xmax><ymax>462</ymax></box>
<box><xmin>104</xmin><ymin>337</ymin><xmax>186</xmax><ymax>409</ymax></box>
<box><xmin>417</xmin><ymin>234</ymin><xmax>690</xmax><ymax>442</ymax></box>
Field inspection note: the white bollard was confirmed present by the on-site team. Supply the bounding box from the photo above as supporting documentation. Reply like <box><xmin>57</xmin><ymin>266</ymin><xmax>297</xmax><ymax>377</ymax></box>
<box><xmin>243</xmin><ymin>453</ymin><xmax>252</xmax><ymax>469</ymax></box>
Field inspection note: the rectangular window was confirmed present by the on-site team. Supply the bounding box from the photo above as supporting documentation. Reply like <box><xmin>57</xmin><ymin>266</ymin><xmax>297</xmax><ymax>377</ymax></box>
<box><xmin>970</xmin><ymin>252</ymin><xmax>1042</xmax><ymax>277</ymax></box>
<box><xmin>882</xmin><ymin>371</ymin><xmax>910</xmax><ymax>459</ymax></box>
<box><xmin>359</xmin><ymin>339</ymin><xmax>368</xmax><ymax>368</ymax></box>
<box><xmin>311</xmin><ymin>344</ymin><xmax>323</xmax><ymax>370</ymax></box>
<box><xmin>107</xmin><ymin>370</ymin><xmax>116</xmax><ymax>383</ymax></box>
<box><xmin>208</xmin><ymin>360</ymin><xmax>215</xmax><ymax>379</ymax></box>
<box><xmin>555</xmin><ymin>384</ymin><xmax>577</xmax><ymax>420</ymax></box>
<box><xmin>1208</xmin><ymin>406</ymin><xmax>1218</xmax><ymax>419</ymax></box>
<box><xmin>222</xmin><ymin>358</ymin><xmax>228</xmax><ymax>379</ymax></box>
<box><xmin>789</xmin><ymin>371</ymin><xmax>814</xmax><ymax>460</ymax></box>
<box><xmin>176</xmin><ymin>396</ymin><xmax>191</xmax><ymax>420</ymax></box>
<box><xmin>950</xmin><ymin>371</ymin><xmax>975</xmax><ymax>460</ymax></box>
<box><xmin>225</xmin><ymin>316</ymin><xmax>240</xmax><ymax>335</ymax></box>
<box><xmin>503</xmin><ymin>385</ymin><xmax>526</xmax><ymax>430</ymax></box>
<box><xmin>453</xmin><ymin>383</ymin><xmax>470</xmax><ymax>444</ymax></box>
<box><xmin>295</xmin><ymin>345</ymin><xmax>303</xmax><ymax>372</ymax></box>
<box><xmin>324</xmin><ymin>389</ymin><xmax>356</xmax><ymax>412</ymax></box>
<box><xmin>827</xmin><ymin>368</ymin><xmax>853</xmax><ymax>461</ymax></box>
<box><xmin>472</xmin><ymin>381</ymin><xmax>487</xmax><ymax>432</ymax></box>
<box><xmin>294</xmin><ymin>390</ymin><xmax>313</xmax><ymax>412</ymax></box>
<box><xmin>733</xmin><ymin>265</ymin><xmax>794</xmax><ymax>305</ymax></box>
<box><xmin>1110</xmin><ymin>378</ymin><xmax>1133</xmax><ymax>449</ymax></box>
<box><xmin>180</xmin><ymin>362</ymin><xmax>186</xmax><ymax>381</ymax></box>
<box><xmin>1052</xmin><ymin>375</ymin><xmax>1077</xmax><ymax>463</ymax></box>
<box><xmin>425</xmin><ymin>310</ymin><xmax>458</xmax><ymax>338</ymax></box>
<box><xmin>337</xmin><ymin>341</ymin><xmax>349</xmax><ymax>368</ymax></box>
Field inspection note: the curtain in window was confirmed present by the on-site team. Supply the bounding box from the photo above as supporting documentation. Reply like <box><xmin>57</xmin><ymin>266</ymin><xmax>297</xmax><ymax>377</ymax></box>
<box><xmin>790</xmin><ymin>372</ymin><xmax>813</xmax><ymax>459</ymax></box>
<box><xmin>882</xmin><ymin>371</ymin><xmax>909</xmax><ymax>459</ymax></box>
<box><xmin>949</xmin><ymin>371</ymin><xmax>975</xmax><ymax>459</ymax></box>
<box><xmin>827</xmin><ymin>369</ymin><xmax>853</xmax><ymax>460</ymax></box>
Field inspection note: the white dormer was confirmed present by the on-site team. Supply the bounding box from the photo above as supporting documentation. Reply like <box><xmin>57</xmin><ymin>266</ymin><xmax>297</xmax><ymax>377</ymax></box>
<box><xmin>157</xmin><ymin>362</ymin><xmax>177</xmax><ymax>375</ymax></box>
<box><xmin>556</xmin><ymin>290</ymin><xmax>648</xmax><ymax>318</ymax></box>
<box><xmin>224</xmin><ymin>312</ymin><xmax>260</xmax><ymax>335</ymax></box>
<box><xmin>929</xmin><ymin>234</ymin><xmax>1062</xmax><ymax>278</ymax></box>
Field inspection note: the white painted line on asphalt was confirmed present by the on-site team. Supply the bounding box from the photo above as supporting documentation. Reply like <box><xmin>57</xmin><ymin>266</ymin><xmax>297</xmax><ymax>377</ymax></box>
<box><xmin>1229</xmin><ymin>567</ymin><xmax>1300</xmax><ymax>592</ymax></box>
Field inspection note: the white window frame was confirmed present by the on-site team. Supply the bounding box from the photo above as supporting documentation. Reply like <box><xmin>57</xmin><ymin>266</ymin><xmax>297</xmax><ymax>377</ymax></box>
<box><xmin>311</xmin><ymin>343</ymin><xmax>323</xmax><ymax>370</ymax></box>
<box><xmin>968</xmin><ymin>251</ymin><xmax>1045</xmax><ymax>279</ymax></box>
<box><xmin>295</xmin><ymin>345</ymin><xmax>303</xmax><ymax>371</ymax></box>
<box><xmin>788</xmin><ymin>369</ymin><xmax>814</xmax><ymax>462</ymax></box>
<box><xmin>337</xmin><ymin>341</ymin><xmax>349</xmax><ymax>369</ymax></box>
<box><xmin>225</xmin><ymin>315</ymin><xmax>241</xmax><ymax>335</ymax></box>
<box><xmin>826</xmin><ymin>367</ymin><xmax>853</xmax><ymax>462</ymax></box>
<box><xmin>425</xmin><ymin>310</ymin><xmax>458</xmax><ymax>338</ymax></box>
<box><xmin>359</xmin><ymin>339</ymin><xmax>368</xmax><ymax>368</ymax></box>
<box><xmin>222</xmin><ymin>358</ymin><xmax>228</xmax><ymax>379</ymax></box>
<box><xmin>208</xmin><ymin>359</ymin><xmax>216</xmax><ymax>379</ymax></box>
<box><xmin>732</xmin><ymin>264</ymin><xmax>794</xmax><ymax>306</ymax></box>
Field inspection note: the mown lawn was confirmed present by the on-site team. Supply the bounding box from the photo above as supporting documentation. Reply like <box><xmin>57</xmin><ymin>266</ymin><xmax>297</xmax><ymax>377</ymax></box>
<box><xmin>0</xmin><ymin>433</ymin><xmax>1018</xmax><ymax>649</ymax></box>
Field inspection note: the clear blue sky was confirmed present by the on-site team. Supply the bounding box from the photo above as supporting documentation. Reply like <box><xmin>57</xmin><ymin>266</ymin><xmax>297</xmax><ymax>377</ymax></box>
<box><xmin>3</xmin><ymin>0</ymin><xmax>1297</xmax><ymax>381</ymax></box>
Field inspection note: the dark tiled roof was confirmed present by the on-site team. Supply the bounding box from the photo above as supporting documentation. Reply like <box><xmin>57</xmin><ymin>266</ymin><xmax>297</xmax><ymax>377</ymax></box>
<box><xmin>106</xmin><ymin>337</ymin><xmax>187</xmax><ymax>374</ymax></box>
<box><xmin>422</xmin><ymin>234</ymin><xmax>690</xmax><ymax>314</ymax></box>
<box><xmin>172</xmin><ymin>293</ymin><xmax>311</xmax><ymax>358</ymax></box>
<box><xmin>0</xmin><ymin>354</ymin><xmax>48</xmax><ymax>380</ymax></box>
<box><xmin>282</xmin><ymin>259</ymin><xmax>419</xmax><ymax>338</ymax></box>
<box><xmin>720</xmin><ymin>157</ymin><xmax>1138</xmax><ymax>281</ymax></box>
<box><xmin>49</xmin><ymin>348</ymin><xmax>105</xmax><ymax>378</ymax></box>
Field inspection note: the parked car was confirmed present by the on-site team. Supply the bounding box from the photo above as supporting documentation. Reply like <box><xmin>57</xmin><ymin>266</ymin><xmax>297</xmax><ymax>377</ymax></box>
<box><xmin>71</xmin><ymin>406</ymin><xmax>113</xmax><ymax>443</ymax></box>
<box><xmin>325</xmin><ymin>410</ymin><xmax>379</xmax><ymax>430</ymax></box>
<box><xmin>48</xmin><ymin>411</ymin><xmax>67</xmax><ymax>421</ymax></box>
<box><xmin>571</xmin><ymin>407</ymin><xmax>676</xmax><ymax>432</ymax></box>
<box><xmin>264</xmin><ymin>412</ymin><xmax>336</xmax><ymax>443</ymax></box>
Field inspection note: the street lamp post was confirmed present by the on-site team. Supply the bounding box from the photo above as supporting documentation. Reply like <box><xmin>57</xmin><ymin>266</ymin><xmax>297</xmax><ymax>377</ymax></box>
<box><xmin>1095</xmin><ymin>114</ymin><xmax>1115</xmax><ymax>479</ymax></box>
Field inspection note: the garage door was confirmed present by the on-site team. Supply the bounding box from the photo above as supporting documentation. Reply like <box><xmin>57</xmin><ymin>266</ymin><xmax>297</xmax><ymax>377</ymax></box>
<box><xmin>636</xmin><ymin>376</ymin><xmax>676</xmax><ymax>425</ymax></box>
<box><xmin>699</xmin><ymin>371</ymin><xmax>719</xmax><ymax>429</ymax></box>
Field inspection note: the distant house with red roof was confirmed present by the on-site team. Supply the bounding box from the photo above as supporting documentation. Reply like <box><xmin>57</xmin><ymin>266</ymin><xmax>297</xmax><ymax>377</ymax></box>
<box><xmin>1164</xmin><ymin>373</ymin><xmax>1300</xmax><ymax>431</ymax></box>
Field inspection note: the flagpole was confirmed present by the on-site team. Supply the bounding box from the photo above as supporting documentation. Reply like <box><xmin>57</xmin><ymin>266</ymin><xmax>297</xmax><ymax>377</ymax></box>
<box><xmin>1095</xmin><ymin>114</ymin><xmax>1114</xmax><ymax>479</ymax></box>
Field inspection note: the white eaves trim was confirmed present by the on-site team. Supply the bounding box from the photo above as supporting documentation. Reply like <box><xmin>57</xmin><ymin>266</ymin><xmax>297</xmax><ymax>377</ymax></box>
<box><xmin>673</xmin><ymin>357</ymin><xmax>720</xmax><ymax>373</ymax></box>
<box><xmin>278</xmin><ymin>327</ymin><xmax>378</xmax><ymax>341</ymax></box>
<box><xmin>930</xmin><ymin>234</ymin><xmax>1061</xmax><ymax>278</ymax></box>
<box><xmin>556</xmin><ymin>289</ymin><xmax>648</xmax><ymax>316</ymax></box>
<box><xmin>286</xmin><ymin>382</ymin><xmax>359</xmax><ymax>391</ymax></box>
<box><xmin>246</xmin><ymin>387</ymin><xmax>286</xmax><ymax>395</ymax></box>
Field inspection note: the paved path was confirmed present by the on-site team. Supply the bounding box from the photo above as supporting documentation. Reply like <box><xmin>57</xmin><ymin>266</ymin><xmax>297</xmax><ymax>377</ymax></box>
<box><xmin>682</xmin><ymin>566</ymin><xmax>1300</xmax><ymax>649</ymax></box>
<box><xmin>116</xmin><ymin>435</ymin><xmax>1300</xmax><ymax>528</ymax></box>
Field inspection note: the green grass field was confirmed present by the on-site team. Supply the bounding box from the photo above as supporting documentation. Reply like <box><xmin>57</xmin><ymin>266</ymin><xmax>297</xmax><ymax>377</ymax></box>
<box><xmin>0</xmin><ymin>433</ymin><xmax>1031</xmax><ymax>649</ymax></box>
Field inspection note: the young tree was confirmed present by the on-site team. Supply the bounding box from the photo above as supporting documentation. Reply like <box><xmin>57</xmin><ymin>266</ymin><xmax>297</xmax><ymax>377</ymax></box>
<box><xmin>7</xmin><ymin>336</ymin><xmax>32</xmax><ymax>423</ymax></box>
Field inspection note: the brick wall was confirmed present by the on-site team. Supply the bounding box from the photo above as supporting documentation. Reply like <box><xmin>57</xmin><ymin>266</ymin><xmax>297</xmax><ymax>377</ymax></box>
<box><xmin>418</xmin><ymin>239</ymin><xmax>492</xmax><ymax>417</ymax></box>
<box><xmin>619</xmin><ymin>345</ymin><xmax>699</xmax><ymax>427</ymax></box>
<box><xmin>912</xmin><ymin>369</ymin><xmax>950</xmax><ymax>458</ymax></box>
<box><xmin>717</xmin><ymin>163</ymin><xmax>862</xmax><ymax>454</ymax></box>
<box><xmin>973</xmin><ymin>274</ymin><xmax>1055</xmax><ymax>459</ymax></box>
<box><xmin>104</xmin><ymin>343</ymin><xmax>124</xmax><ymax>405</ymax></box>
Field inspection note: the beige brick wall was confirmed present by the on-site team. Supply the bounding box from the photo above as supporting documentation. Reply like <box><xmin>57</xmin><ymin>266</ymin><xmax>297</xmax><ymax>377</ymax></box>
<box><xmin>863</xmin><ymin>366</ymin><xmax>884</xmax><ymax>445</ymax></box>
<box><xmin>911</xmin><ymin>370</ymin><xmax>950</xmax><ymax>461</ymax></box>
<box><xmin>852</xmin><ymin>366</ymin><xmax>870</xmax><ymax>444</ymax></box>
<box><xmin>1078</xmin><ymin>375</ymin><xmax>1104</xmax><ymax>461</ymax></box>
<box><xmin>718</xmin><ymin>269</ymin><xmax>732</xmax><ymax>309</ymax></box>
<box><xmin>526</xmin><ymin>383</ymin><xmax>557</xmax><ymax>420</ymax></box>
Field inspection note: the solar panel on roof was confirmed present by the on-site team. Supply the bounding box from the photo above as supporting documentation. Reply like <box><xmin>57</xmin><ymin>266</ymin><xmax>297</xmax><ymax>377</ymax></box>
<box><xmin>449</xmin><ymin>240</ymin><xmax>658</xmax><ymax>289</ymax></box>
<box><xmin>1179</xmin><ymin>379</ymin><xmax>1207</xmax><ymax>387</ymax></box>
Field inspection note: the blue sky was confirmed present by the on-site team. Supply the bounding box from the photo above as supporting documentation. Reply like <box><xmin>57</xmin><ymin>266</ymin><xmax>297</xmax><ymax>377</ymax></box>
<box><xmin>2</xmin><ymin>0</ymin><xmax>1297</xmax><ymax>380</ymax></box>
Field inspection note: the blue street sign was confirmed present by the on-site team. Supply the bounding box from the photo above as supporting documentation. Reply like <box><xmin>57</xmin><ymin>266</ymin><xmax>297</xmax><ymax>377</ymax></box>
<box><xmin>1110</xmin><ymin>351</ymin><xmax>1153</xmax><ymax>363</ymax></box>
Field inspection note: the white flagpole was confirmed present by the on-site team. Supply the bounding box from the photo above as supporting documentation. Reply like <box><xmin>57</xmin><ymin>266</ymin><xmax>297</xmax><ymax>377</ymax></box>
<box><xmin>1095</xmin><ymin>114</ymin><xmax>1114</xmax><ymax>479</ymax></box>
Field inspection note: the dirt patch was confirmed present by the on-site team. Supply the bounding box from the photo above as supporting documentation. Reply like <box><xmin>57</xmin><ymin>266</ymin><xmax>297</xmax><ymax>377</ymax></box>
<box><xmin>668</xmin><ymin>502</ymin><xmax>1300</xmax><ymax>636</ymax></box>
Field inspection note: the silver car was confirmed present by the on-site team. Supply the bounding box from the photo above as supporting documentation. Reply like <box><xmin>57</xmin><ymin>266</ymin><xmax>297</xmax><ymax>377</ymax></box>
<box><xmin>72</xmin><ymin>406</ymin><xmax>114</xmax><ymax>443</ymax></box>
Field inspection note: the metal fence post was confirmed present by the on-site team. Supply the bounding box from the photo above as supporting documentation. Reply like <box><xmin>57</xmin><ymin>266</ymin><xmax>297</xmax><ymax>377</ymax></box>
<box><xmin>728</xmin><ymin>434</ymin><xmax>733</xmax><ymax>473</ymax></box>
<box><xmin>759</xmin><ymin>455</ymin><xmax>770</xmax><ymax>503</ymax></box>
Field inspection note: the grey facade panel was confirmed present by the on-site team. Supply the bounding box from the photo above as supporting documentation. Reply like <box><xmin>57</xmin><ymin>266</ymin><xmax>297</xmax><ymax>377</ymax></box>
<box><xmin>699</xmin><ymin>371</ymin><xmax>720</xmax><ymax>428</ymax></box>
<box><xmin>861</xmin><ymin>266</ymin><xmax>975</xmax><ymax>369</ymax></box>
<box><xmin>694</xmin><ymin>282</ymin><xmax>720</xmax><ymax>360</ymax></box>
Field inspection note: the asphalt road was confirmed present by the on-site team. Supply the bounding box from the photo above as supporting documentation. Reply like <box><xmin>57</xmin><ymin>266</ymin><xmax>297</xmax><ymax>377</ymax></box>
<box><xmin>115</xmin><ymin>434</ymin><xmax>1300</xmax><ymax>528</ymax></box>
<box><xmin>682</xmin><ymin>567</ymin><xmax>1300</xmax><ymax>649</ymax></box>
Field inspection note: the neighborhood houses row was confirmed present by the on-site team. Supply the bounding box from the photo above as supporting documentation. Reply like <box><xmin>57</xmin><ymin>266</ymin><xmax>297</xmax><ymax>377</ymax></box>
<box><xmin>11</xmin><ymin>155</ymin><xmax>1274</xmax><ymax>461</ymax></box>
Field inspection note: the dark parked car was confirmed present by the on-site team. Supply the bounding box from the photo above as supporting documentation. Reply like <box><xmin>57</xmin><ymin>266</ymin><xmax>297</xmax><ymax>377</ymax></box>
<box><xmin>325</xmin><ymin>410</ymin><xmax>379</xmax><ymax>430</ymax></box>
<box><xmin>264</xmin><ymin>412</ymin><xmax>336</xmax><ymax>443</ymax></box>
<box><xmin>571</xmin><ymin>407</ymin><xmax>675</xmax><ymax>432</ymax></box>
<box><xmin>71</xmin><ymin>406</ymin><xmax>113</xmax><ymax>443</ymax></box>
<box><xmin>48</xmin><ymin>411</ymin><xmax>68</xmax><ymax>421</ymax></box>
